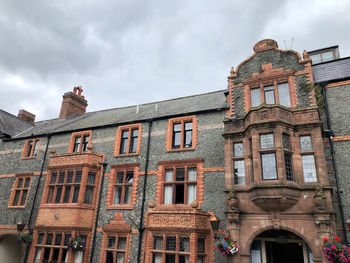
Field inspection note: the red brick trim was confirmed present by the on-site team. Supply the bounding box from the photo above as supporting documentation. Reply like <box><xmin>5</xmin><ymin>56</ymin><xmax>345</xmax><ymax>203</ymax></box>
<box><xmin>333</xmin><ymin>135</ymin><xmax>350</xmax><ymax>142</ymax></box>
<box><xmin>21</xmin><ymin>138</ymin><xmax>41</xmax><ymax>159</ymax></box>
<box><xmin>326</xmin><ymin>80</ymin><xmax>350</xmax><ymax>88</ymax></box>
<box><xmin>155</xmin><ymin>159</ymin><xmax>204</xmax><ymax>208</ymax></box>
<box><xmin>0</xmin><ymin>174</ymin><xmax>16</xmax><ymax>178</ymax></box>
<box><xmin>165</xmin><ymin>115</ymin><xmax>198</xmax><ymax>152</ymax></box>
<box><xmin>68</xmin><ymin>130</ymin><xmax>92</xmax><ymax>153</ymax></box>
<box><xmin>8</xmin><ymin>173</ymin><xmax>33</xmax><ymax>208</ymax></box>
<box><xmin>202</xmin><ymin>167</ymin><xmax>225</xmax><ymax>172</ymax></box>
<box><xmin>107</xmin><ymin>164</ymin><xmax>140</xmax><ymax>209</ymax></box>
<box><xmin>114</xmin><ymin>123</ymin><xmax>142</xmax><ymax>157</ymax></box>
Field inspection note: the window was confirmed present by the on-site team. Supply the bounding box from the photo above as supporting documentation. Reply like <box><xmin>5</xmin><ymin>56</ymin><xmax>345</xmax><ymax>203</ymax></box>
<box><xmin>260</xmin><ymin>134</ymin><xmax>277</xmax><ymax>180</ymax></box>
<box><xmin>278</xmin><ymin>83</ymin><xmax>291</xmax><ymax>107</ymax></box>
<box><xmin>264</xmin><ymin>86</ymin><xmax>275</xmax><ymax>104</ymax></box>
<box><xmin>163</xmin><ymin>166</ymin><xmax>197</xmax><ymax>205</ymax></box>
<box><xmin>300</xmin><ymin>135</ymin><xmax>317</xmax><ymax>183</ymax></box>
<box><xmin>233</xmin><ymin>142</ymin><xmax>245</xmax><ymax>185</ymax></box>
<box><xmin>108</xmin><ymin>164</ymin><xmax>139</xmax><ymax>209</ymax></box>
<box><xmin>105</xmin><ymin>235</ymin><xmax>127</xmax><ymax>263</ymax></box>
<box><xmin>283</xmin><ymin>134</ymin><xmax>294</xmax><ymax>181</ymax></box>
<box><xmin>152</xmin><ymin>235</ymin><xmax>191</xmax><ymax>263</ymax></box>
<box><xmin>9</xmin><ymin>175</ymin><xmax>31</xmax><ymax>207</ymax></box>
<box><xmin>84</xmin><ymin>172</ymin><xmax>96</xmax><ymax>204</ymax></box>
<box><xmin>114</xmin><ymin>124</ymin><xmax>142</xmax><ymax>156</ymax></box>
<box><xmin>22</xmin><ymin>139</ymin><xmax>40</xmax><ymax>158</ymax></box>
<box><xmin>33</xmin><ymin>231</ymin><xmax>86</xmax><ymax>263</ymax></box>
<box><xmin>250</xmin><ymin>83</ymin><xmax>291</xmax><ymax>108</ymax></box>
<box><xmin>46</xmin><ymin>169</ymin><xmax>97</xmax><ymax>205</ymax></box>
<box><xmin>113</xmin><ymin>171</ymin><xmax>133</xmax><ymax>205</ymax></box>
<box><xmin>69</xmin><ymin>130</ymin><xmax>92</xmax><ymax>153</ymax></box>
<box><xmin>251</xmin><ymin>88</ymin><xmax>261</xmax><ymax>107</ymax></box>
<box><xmin>166</xmin><ymin>116</ymin><xmax>197</xmax><ymax>151</ymax></box>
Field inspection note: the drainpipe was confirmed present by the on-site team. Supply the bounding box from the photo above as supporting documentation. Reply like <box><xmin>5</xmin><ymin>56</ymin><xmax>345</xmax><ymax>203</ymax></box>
<box><xmin>90</xmin><ymin>162</ymin><xmax>108</xmax><ymax>263</ymax></box>
<box><xmin>23</xmin><ymin>134</ymin><xmax>51</xmax><ymax>263</ymax></box>
<box><xmin>321</xmin><ymin>82</ymin><xmax>349</xmax><ymax>244</ymax></box>
<box><xmin>137</xmin><ymin>120</ymin><xmax>152</xmax><ymax>263</ymax></box>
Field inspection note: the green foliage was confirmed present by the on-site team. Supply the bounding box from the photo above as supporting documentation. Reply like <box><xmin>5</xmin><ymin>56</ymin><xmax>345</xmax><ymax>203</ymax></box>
<box><xmin>299</xmin><ymin>82</ymin><xmax>325</xmax><ymax>112</ymax></box>
<box><xmin>18</xmin><ymin>233</ymin><xmax>33</xmax><ymax>244</ymax></box>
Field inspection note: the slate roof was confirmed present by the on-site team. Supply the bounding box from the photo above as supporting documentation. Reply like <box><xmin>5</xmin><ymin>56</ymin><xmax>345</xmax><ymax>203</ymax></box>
<box><xmin>312</xmin><ymin>57</ymin><xmax>350</xmax><ymax>83</ymax></box>
<box><xmin>0</xmin><ymin>110</ymin><xmax>34</xmax><ymax>137</ymax></box>
<box><xmin>10</xmin><ymin>90</ymin><xmax>228</xmax><ymax>139</ymax></box>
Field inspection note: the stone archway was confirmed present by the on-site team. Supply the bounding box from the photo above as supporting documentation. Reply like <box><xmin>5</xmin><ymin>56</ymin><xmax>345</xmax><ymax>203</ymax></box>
<box><xmin>0</xmin><ymin>235</ymin><xmax>22</xmax><ymax>263</ymax></box>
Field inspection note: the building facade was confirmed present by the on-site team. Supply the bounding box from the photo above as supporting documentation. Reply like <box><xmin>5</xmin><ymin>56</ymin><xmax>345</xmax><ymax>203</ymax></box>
<box><xmin>0</xmin><ymin>39</ymin><xmax>349</xmax><ymax>263</ymax></box>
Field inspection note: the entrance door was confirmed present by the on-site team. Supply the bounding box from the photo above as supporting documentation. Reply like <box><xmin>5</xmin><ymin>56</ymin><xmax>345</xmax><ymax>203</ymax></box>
<box><xmin>265</xmin><ymin>241</ymin><xmax>303</xmax><ymax>263</ymax></box>
<box><xmin>250</xmin><ymin>230</ymin><xmax>313</xmax><ymax>263</ymax></box>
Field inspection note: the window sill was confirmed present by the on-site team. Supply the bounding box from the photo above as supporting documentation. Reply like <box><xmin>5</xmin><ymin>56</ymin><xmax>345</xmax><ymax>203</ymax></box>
<box><xmin>167</xmin><ymin>147</ymin><xmax>195</xmax><ymax>153</ymax></box>
<box><xmin>114</xmin><ymin>153</ymin><xmax>139</xmax><ymax>158</ymax></box>
<box><xmin>40</xmin><ymin>203</ymin><xmax>95</xmax><ymax>209</ymax></box>
<box><xmin>157</xmin><ymin>204</ymin><xmax>196</xmax><ymax>210</ymax></box>
<box><xmin>21</xmin><ymin>156</ymin><xmax>38</xmax><ymax>160</ymax></box>
<box><xmin>107</xmin><ymin>204</ymin><xmax>134</xmax><ymax>210</ymax></box>
<box><xmin>8</xmin><ymin>205</ymin><xmax>26</xmax><ymax>209</ymax></box>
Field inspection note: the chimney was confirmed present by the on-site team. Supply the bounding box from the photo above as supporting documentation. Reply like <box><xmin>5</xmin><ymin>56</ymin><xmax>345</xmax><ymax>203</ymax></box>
<box><xmin>18</xmin><ymin>109</ymin><xmax>35</xmax><ymax>123</ymax></box>
<box><xmin>59</xmin><ymin>86</ymin><xmax>88</xmax><ymax>119</ymax></box>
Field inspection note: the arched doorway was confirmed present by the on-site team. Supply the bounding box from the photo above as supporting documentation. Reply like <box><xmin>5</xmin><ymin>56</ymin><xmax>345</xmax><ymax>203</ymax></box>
<box><xmin>0</xmin><ymin>235</ymin><xmax>22</xmax><ymax>263</ymax></box>
<box><xmin>250</xmin><ymin>230</ymin><xmax>314</xmax><ymax>263</ymax></box>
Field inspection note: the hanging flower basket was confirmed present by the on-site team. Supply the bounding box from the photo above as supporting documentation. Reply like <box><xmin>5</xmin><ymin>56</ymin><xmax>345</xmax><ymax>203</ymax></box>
<box><xmin>17</xmin><ymin>233</ymin><xmax>33</xmax><ymax>245</ymax></box>
<box><xmin>67</xmin><ymin>235</ymin><xmax>85</xmax><ymax>250</ymax></box>
<box><xmin>322</xmin><ymin>236</ymin><xmax>350</xmax><ymax>263</ymax></box>
<box><xmin>214</xmin><ymin>235</ymin><xmax>239</xmax><ymax>256</ymax></box>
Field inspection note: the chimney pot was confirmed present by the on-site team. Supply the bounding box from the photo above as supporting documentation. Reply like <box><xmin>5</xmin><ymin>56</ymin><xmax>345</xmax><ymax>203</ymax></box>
<box><xmin>59</xmin><ymin>87</ymin><xmax>88</xmax><ymax>119</ymax></box>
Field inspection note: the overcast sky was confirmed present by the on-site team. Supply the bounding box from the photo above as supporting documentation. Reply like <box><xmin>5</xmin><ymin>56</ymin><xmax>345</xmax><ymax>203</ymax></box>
<box><xmin>1</xmin><ymin>0</ymin><xmax>349</xmax><ymax>121</ymax></box>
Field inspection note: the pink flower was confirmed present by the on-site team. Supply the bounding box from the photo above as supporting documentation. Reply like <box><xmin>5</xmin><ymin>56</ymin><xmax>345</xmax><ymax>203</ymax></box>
<box><xmin>324</xmin><ymin>237</ymin><xmax>329</xmax><ymax>242</ymax></box>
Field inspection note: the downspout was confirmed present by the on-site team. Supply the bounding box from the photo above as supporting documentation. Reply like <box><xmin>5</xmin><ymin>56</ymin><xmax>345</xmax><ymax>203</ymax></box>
<box><xmin>321</xmin><ymin>82</ymin><xmax>349</xmax><ymax>244</ymax></box>
<box><xmin>24</xmin><ymin>134</ymin><xmax>51</xmax><ymax>263</ymax></box>
<box><xmin>90</xmin><ymin>162</ymin><xmax>108</xmax><ymax>263</ymax></box>
<box><xmin>137</xmin><ymin>120</ymin><xmax>153</xmax><ymax>263</ymax></box>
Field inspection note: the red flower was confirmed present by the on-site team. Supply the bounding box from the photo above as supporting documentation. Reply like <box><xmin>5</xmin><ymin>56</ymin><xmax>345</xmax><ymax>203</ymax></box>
<box><xmin>228</xmin><ymin>235</ymin><xmax>231</xmax><ymax>238</ymax></box>
<box><xmin>324</xmin><ymin>238</ymin><xmax>329</xmax><ymax>242</ymax></box>
<box><xmin>334</xmin><ymin>236</ymin><xmax>341</xmax><ymax>242</ymax></box>
<box><xmin>224</xmin><ymin>237</ymin><xmax>228</xmax><ymax>241</ymax></box>
<box><xmin>75</xmin><ymin>234</ymin><xmax>78</xmax><ymax>238</ymax></box>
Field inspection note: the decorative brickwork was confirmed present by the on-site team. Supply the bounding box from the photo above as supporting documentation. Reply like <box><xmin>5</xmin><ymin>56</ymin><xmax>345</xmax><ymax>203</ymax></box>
<box><xmin>165</xmin><ymin>115</ymin><xmax>198</xmax><ymax>152</ymax></box>
<box><xmin>114</xmin><ymin>123</ymin><xmax>142</xmax><ymax>157</ymax></box>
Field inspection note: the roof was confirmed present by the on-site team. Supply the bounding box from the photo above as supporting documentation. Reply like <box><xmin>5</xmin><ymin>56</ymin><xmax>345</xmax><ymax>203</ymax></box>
<box><xmin>0</xmin><ymin>110</ymin><xmax>34</xmax><ymax>137</ymax></box>
<box><xmin>10</xmin><ymin>90</ymin><xmax>228</xmax><ymax>139</ymax></box>
<box><xmin>312</xmin><ymin>57</ymin><xmax>350</xmax><ymax>83</ymax></box>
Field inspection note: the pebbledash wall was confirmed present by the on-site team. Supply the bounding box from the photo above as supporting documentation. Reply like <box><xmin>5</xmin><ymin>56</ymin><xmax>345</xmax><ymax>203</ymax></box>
<box><xmin>0</xmin><ymin>39</ymin><xmax>349</xmax><ymax>263</ymax></box>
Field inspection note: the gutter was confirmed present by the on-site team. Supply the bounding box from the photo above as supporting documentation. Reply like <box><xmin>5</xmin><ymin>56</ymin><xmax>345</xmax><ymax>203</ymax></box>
<box><xmin>321</xmin><ymin>81</ymin><xmax>349</xmax><ymax>244</ymax></box>
<box><xmin>137</xmin><ymin>120</ymin><xmax>153</xmax><ymax>263</ymax></box>
<box><xmin>23</xmin><ymin>134</ymin><xmax>51</xmax><ymax>262</ymax></box>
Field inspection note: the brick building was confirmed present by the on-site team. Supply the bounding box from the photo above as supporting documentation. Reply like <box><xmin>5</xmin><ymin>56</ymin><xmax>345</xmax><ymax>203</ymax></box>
<box><xmin>0</xmin><ymin>39</ymin><xmax>349</xmax><ymax>263</ymax></box>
